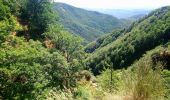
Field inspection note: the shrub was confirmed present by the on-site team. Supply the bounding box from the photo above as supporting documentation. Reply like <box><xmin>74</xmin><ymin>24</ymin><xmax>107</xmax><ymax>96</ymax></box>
<box><xmin>97</xmin><ymin>69</ymin><xmax>122</xmax><ymax>93</ymax></box>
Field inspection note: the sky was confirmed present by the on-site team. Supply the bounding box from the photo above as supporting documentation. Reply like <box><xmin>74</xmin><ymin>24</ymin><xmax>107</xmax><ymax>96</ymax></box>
<box><xmin>55</xmin><ymin>0</ymin><xmax>170</xmax><ymax>9</ymax></box>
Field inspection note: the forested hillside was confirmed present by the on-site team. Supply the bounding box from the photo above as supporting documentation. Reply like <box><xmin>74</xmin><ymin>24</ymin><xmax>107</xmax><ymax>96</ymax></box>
<box><xmin>0</xmin><ymin>0</ymin><xmax>170</xmax><ymax>100</ymax></box>
<box><xmin>87</xmin><ymin>6</ymin><xmax>170</xmax><ymax>75</ymax></box>
<box><xmin>54</xmin><ymin>3</ymin><xmax>130</xmax><ymax>42</ymax></box>
<box><xmin>85</xmin><ymin>29</ymin><xmax>125</xmax><ymax>53</ymax></box>
<box><xmin>85</xmin><ymin>13</ymin><xmax>153</xmax><ymax>53</ymax></box>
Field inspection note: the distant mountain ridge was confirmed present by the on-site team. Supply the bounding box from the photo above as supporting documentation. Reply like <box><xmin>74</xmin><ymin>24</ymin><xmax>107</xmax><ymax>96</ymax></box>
<box><xmin>127</xmin><ymin>14</ymin><xmax>146</xmax><ymax>20</ymax></box>
<box><xmin>54</xmin><ymin>3</ymin><xmax>130</xmax><ymax>42</ymax></box>
<box><xmin>89</xmin><ymin>9</ymin><xmax>151</xmax><ymax>18</ymax></box>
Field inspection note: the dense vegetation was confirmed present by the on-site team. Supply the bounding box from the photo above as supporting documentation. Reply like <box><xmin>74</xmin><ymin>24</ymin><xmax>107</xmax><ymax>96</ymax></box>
<box><xmin>0</xmin><ymin>0</ymin><xmax>170</xmax><ymax>99</ymax></box>
<box><xmin>0</xmin><ymin>0</ymin><xmax>85</xmax><ymax>99</ymax></box>
<box><xmin>54</xmin><ymin>3</ymin><xmax>130</xmax><ymax>42</ymax></box>
<box><xmin>85</xmin><ymin>28</ymin><xmax>126</xmax><ymax>53</ymax></box>
<box><xmin>87</xmin><ymin>7</ymin><xmax>170</xmax><ymax>75</ymax></box>
<box><xmin>85</xmin><ymin>14</ymin><xmax>151</xmax><ymax>53</ymax></box>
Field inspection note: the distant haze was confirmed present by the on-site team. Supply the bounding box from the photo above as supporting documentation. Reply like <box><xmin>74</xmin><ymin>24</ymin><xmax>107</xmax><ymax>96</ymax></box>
<box><xmin>88</xmin><ymin>9</ymin><xmax>151</xmax><ymax>18</ymax></box>
<box><xmin>55</xmin><ymin>0</ymin><xmax>170</xmax><ymax>9</ymax></box>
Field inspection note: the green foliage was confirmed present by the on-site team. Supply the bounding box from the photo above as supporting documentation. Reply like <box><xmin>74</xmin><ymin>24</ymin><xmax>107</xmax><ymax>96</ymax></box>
<box><xmin>0</xmin><ymin>0</ymin><xmax>10</xmax><ymax>20</ymax></box>
<box><xmin>54</xmin><ymin>3</ymin><xmax>130</xmax><ymax>42</ymax></box>
<box><xmin>96</xmin><ymin>44</ymin><xmax>170</xmax><ymax>99</ymax></box>
<box><xmin>43</xmin><ymin>24</ymin><xmax>86</xmax><ymax>89</ymax></box>
<box><xmin>0</xmin><ymin>36</ymin><xmax>49</xmax><ymax>99</ymax></box>
<box><xmin>0</xmin><ymin>0</ymin><xmax>23</xmax><ymax>44</ymax></box>
<box><xmin>74</xmin><ymin>85</ymin><xmax>92</xmax><ymax>100</ymax></box>
<box><xmin>0</xmin><ymin>1</ymin><xmax>87</xmax><ymax>98</ymax></box>
<box><xmin>0</xmin><ymin>0</ymin><xmax>86</xmax><ymax>99</ymax></box>
<box><xmin>115</xmin><ymin>43</ymin><xmax>170</xmax><ymax>100</ymax></box>
<box><xmin>1</xmin><ymin>0</ymin><xmax>170</xmax><ymax>99</ymax></box>
<box><xmin>0</xmin><ymin>35</ymin><xmax>84</xmax><ymax>99</ymax></box>
<box><xmin>19</xmin><ymin>0</ymin><xmax>58</xmax><ymax>39</ymax></box>
<box><xmin>73</xmin><ymin>82</ymin><xmax>105</xmax><ymax>100</ymax></box>
<box><xmin>42</xmin><ymin>52</ymin><xmax>84</xmax><ymax>89</ymax></box>
<box><xmin>97</xmin><ymin>69</ymin><xmax>122</xmax><ymax>92</ymax></box>
<box><xmin>162</xmin><ymin>70</ymin><xmax>170</xmax><ymax>99</ymax></box>
<box><xmin>44</xmin><ymin>24</ymin><xmax>85</xmax><ymax>62</ymax></box>
<box><xmin>87</xmin><ymin>6</ymin><xmax>170</xmax><ymax>75</ymax></box>
<box><xmin>85</xmin><ymin>29</ymin><xmax>124</xmax><ymax>53</ymax></box>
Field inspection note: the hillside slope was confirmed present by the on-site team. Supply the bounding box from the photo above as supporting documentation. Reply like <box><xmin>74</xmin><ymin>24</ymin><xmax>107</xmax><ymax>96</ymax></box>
<box><xmin>85</xmin><ymin>14</ymin><xmax>151</xmax><ymax>53</ymax></box>
<box><xmin>86</xmin><ymin>6</ymin><xmax>170</xmax><ymax>75</ymax></box>
<box><xmin>85</xmin><ymin>29</ymin><xmax>125</xmax><ymax>53</ymax></box>
<box><xmin>54</xmin><ymin>3</ymin><xmax>129</xmax><ymax>42</ymax></box>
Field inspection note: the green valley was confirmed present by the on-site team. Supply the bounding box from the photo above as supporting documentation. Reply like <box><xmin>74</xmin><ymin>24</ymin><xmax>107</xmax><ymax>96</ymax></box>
<box><xmin>0</xmin><ymin>0</ymin><xmax>170</xmax><ymax>100</ymax></box>
<box><xmin>87</xmin><ymin>7</ymin><xmax>170</xmax><ymax>74</ymax></box>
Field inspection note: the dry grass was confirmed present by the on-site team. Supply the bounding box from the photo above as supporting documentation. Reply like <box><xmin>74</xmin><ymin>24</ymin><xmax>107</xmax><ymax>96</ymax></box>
<box><xmin>120</xmin><ymin>59</ymin><xmax>166</xmax><ymax>100</ymax></box>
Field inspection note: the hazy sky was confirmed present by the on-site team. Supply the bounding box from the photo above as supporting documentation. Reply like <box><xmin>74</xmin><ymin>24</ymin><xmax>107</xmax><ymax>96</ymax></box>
<box><xmin>55</xmin><ymin>0</ymin><xmax>170</xmax><ymax>9</ymax></box>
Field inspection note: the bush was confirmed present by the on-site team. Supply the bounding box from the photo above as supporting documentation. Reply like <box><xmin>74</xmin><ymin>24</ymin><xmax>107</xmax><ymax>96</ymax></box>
<box><xmin>97</xmin><ymin>69</ymin><xmax>122</xmax><ymax>92</ymax></box>
<box><xmin>0</xmin><ymin>36</ymin><xmax>49</xmax><ymax>99</ymax></box>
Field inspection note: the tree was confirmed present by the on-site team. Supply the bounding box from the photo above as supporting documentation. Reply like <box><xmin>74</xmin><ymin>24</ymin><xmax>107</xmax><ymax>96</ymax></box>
<box><xmin>44</xmin><ymin>24</ymin><xmax>84</xmax><ymax>62</ymax></box>
<box><xmin>43</xmin><ymin>24</ymin><xmax>86</xmax><ymax>89</ymax></box>
<box><xmin>0</xmin><ymin>0</ymin><xmax>23</xmax><ymax>44</ymax></box>
<box><xmin>0</xmin><ymin>36</ymin><xmax>49</xmax><ymax>99</ymax></box>
<box><xmin>20</xmin><ymin>0</ymin><xmax>58</xmax><ymax>39</ymax></box>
